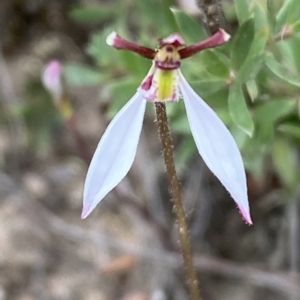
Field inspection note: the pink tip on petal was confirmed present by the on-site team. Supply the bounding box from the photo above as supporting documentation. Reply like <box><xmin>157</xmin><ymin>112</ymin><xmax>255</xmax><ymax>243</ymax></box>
<box><xmin>160</xmin><ymin>34</ymin><xmax>185</xmax><ymax>47</ymax></box>
<box><xmin>81</xmin><ymin>212</ymin><xmax>86</xmax><ymax>220</ymax></box>
<box><xmin>81</xmin><ymin>207</ymin><xmax>90</xmax><ymax>219</ymax></box>
<box><xmin>238</xmin><ymin>205</ymin><xmax>253</xmax><ymax>225</ymax></box>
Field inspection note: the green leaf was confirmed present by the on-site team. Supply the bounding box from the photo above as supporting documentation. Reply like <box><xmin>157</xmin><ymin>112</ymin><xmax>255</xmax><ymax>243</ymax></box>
<box><xmin>228</xmin><ymin>82</ymin><xmax>254</xmax><ymax>136</ymax></box>
<box><xmin>265</xmin><ymin>55</ymin><xmax>300</xmax><ymax>87</ymax></box>
<box><xmin>243</xmin><ymin>142</ymin><xmax>266</xmax><ymax>178</ymax></box>
<box><xmin>246</xmin><ymin>79</ymin><xmax>259</xmax><ymax>101</ymax></box>
<box><xmin>278</xmin><ymin>122</ymin><xmax>300</xmax><ymax>139</ymax></box>
<box><xmin>230</xmin><ymin>124</ymin><xmax>249</xmax><ymax>149</ymax></box>
<box><xmin>64</xmin><ymin>63</ymin><xmax>102</xmax><ymax>86</ymax></box>
<box><xmin>205</xmin><ymin>88</ymin><xmax>229</xmax><ymax>110</ymax></box>
<box><xmin>87</xmin><ymin>29</ymin><xmax>118</xmax><ymax>66</ymax></box>
<box><xmin>69</xmin><ymin>6</ymin><xmax>115</xmax><ymax>24</ymax></box>
<box><xmin>214</xmin><ymin>109</ymin><xmax>232</xmax><ymax>125</ymax></box>
<box><xmin>119</xmin><ymin>51</ymin><xmax>150</xmax><ymax>77</ymax></box>
<box><xmin>234</xmin><ymin>0</ymin><xmax>250</xmax><ymax>24</ymax></box>
<box><xmin>247</xmin><ymin>28</ymin><xmax>269</xmax><ymax>58</ymax></box>
<box><xmin>251</xmin><ymin>2</ymin><xmax>268</xmax><ymax>32</ymax></box>
<box><xmin>190</xmin><ymin>79</ymin><xmax>226</xmax><ymax>98</ymax></box>
<box><xmin>256</xmin><ymin>122</ymin><xmax>274</xmax><ymax>145</ymax></box>
<box><xmin>231</xmin><ymin>18</ymin><xmax>255</xmax><ymax>71</ymax></box>
<box><xmin>199</xmin><ymin>50</ymin><xmax>230</xmax><ymax>79</ymax></box>
<box><xmin>272</xmin><ymin>137</ymin><xmax>297</xmax><ymax>187</ymax></box>
<box><xmin>137</xmin><ymin>0</ymin><xmax>178</xmax><ymax>35</ymax></box>
<box><xmin>254</xmin><ymin>99</ymin><xmax>296</xmax><ymax>124</ymax></box>
<box><xmin>254</xmin><ymin>99</ymin><xmax>296</xmax><ymax>145</ymax></box>
<box><xmin>291</xmin><ymin>20</ymin><xmax>300</xmax><ymax>34</ymax></box>
<box><xmin>236</xmin><ymin>54</ymin><xmax>265</xmax><ymax>84</ymax></box>
<box><xmin>107</xmin><ymin>79</ymin><xmax>140</xmax><ymax>117</ymax></box>
<box><xmin>161</xmin><ymin>1</ymin><xmax>179</xmax><ymax>33</ymax></box>
<box><xmin>170</xmin><ymin>8</ymin><xmax>207</xmax><ymax>43</ymax></box>
<box><xmin>290</xmin><ymin>38</ymin><xmax>300</xmax><ymax>74</ymax></box>
<box><xmin>276</xmin><ymin>0</ymin><xmax>300</xmax><ymax>30</ymax></box>
<box><xmin>267</xmin><ymin>0</ymin><xmax>277</xmax><ymax>36</ymax></box>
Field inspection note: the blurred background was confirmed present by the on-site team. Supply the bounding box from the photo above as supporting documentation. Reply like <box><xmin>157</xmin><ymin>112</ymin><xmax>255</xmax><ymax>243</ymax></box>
<box><xmin>0</xmin><ymin>0</ymin><xmax>300</xmax><ymax>299</ymax></box>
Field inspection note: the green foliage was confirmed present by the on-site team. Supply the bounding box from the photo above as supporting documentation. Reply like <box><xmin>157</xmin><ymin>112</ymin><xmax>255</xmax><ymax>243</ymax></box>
<box><xmin>231</xmin><ymin>19</ymin><xmax>255</xmax><ymax>71</ymax></box>
<box><xmin>236</xmin><ymin>54</ymin><xmax>265</xmax><ymax>84</ymax></box>
<box><xmin>170</xmin><ymin>7</ymin><xmax>207</xmax><ymax>43</ymax></box>
<box><xmin>229</xmin><ymin>83</ymin><xmax>254</xmax><ymax>136</ymax></box>
<box><xmin>64</xmin><ymin>63</ymin><xmax>103</xmax><ymax>86</ymax></box>
<box><xmin>272</xmin><ymin>137</ymin><xmax>298</xmax><ymax>188</ymax></box>
<box><xmin>23</xmin><ymin>81</ymin><xmax>63</xmax><ymax>157</ymax></box>
<box><xmin>234</xmin><ymin>0</ymin><xmax>250</xmax><ymax>24</ymax></box>
<box><xmin>69</xmin><ymin>5</ymin><xmax>116</xmax><ymax>24</ymax></box>
<box><xmin>136</xmin><ymin>0</ymin><xmax>178</xmax><ymax>36</ymax></box>
<box><xmin>199</xmin><ymin>50</ymin><xmax>230</xmax><ymax>79</ymax></box>
<box><xmin>267</xmin><ymin>0</ymin><xmax>277</xmax><ymax>36</ymax></box>
<box><xmin>265</xmin><ymin>54</ymin><xmax>300</xmax><ymax>87</ymax></box>
<box><xmin>276</xmin><ymin>0</ymin><xmax>300</xmax><ymax>30</ymax></box>
<box><xmin>107</xmin><ymin>79</ymin><xmax>140</xmax><ymax>117</ymax></box>
<box><xmin>190</xmin><ymin>80</ymin><xmax>226</xmax><ymax>98</ymax></box>
<box><xmin>62</xmin><ymin>1</ymin><xmax>300</xmax><ymax>189</ymax></box>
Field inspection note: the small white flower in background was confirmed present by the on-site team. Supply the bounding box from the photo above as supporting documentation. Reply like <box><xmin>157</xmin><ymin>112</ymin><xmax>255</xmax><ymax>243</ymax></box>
<box><xmin>42</xmin><ymin>60</ymin><xmax>63</xmax><ymax>102</ymax></box>
<box><xmin>42</xmin><ymin>60</ymin><xmax>74</xmax><ymax>120</ymax></box>
<box><xmin>82</xmin><ymin>30</ymin><xmax>252</xmax><ymax>225</ymax></box>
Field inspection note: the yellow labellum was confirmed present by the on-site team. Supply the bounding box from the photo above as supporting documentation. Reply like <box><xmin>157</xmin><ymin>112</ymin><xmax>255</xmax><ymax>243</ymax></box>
<box><xmin>156</xmin><ymin>69</ymin><xmax>177</xmax><ymax>102</ymax></box>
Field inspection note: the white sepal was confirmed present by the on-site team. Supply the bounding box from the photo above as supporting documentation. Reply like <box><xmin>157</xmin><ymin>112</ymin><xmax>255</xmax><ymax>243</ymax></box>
<box><xmin>178</xmin><ymin>71</ymin><xmax>252</xmax><ymax>224</ymax></box>
<box><xmin>82</xmin><ymin>91</ymin><xmax>146</xmax><ymax>218</ymax></box>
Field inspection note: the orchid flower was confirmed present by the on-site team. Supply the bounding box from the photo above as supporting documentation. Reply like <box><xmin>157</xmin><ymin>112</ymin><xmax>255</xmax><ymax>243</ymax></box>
<box><xmin>42</xmin><ymin>60</ymin><xmax>73</xmax><ymax>120</ymax></box>
<box><xmin>82</xmin><ymin>30</ymin><xmax>252</xmax><ymax>224</ymax></box>
<box><xmin>42</xmin><ymin>60</ymin><xmax>63</xmax><ymax>102</ymax></box>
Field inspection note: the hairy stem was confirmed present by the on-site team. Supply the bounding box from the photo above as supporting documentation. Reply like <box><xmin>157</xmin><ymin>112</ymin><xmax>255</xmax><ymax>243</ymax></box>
<box><xmin>155</xmin><ymin>102</ymin><xmax>200</xmax><ymax>300</ymax></box>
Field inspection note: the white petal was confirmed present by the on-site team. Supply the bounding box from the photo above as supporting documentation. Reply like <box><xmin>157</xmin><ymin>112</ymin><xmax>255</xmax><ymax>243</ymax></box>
<box><xmin>82</xmin><ymin>91</ymin><xmax>146</xmax><ymax>218</ymax></box>
<box><xmin>178</xmin><ymin>71</ymin><xmax>252</xmax><ymax>224</ymax></box>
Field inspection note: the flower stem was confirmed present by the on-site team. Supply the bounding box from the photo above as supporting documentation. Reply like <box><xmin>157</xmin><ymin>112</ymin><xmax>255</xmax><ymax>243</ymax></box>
<box><xmin>195</xmin><ymin>0</ymin><xmax>227</xmax><ymax>35</ymax></box>
<box><xmin>155</xmin><ymin>102</ymin><xmax>200</xmax><ymax>300</ymax></box>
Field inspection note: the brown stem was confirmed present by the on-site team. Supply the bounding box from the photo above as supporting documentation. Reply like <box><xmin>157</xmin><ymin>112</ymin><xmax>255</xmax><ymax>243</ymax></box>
<box><xmin>195</xmin><ymin>0</ymin><xmax>228</xmax><ymax>35</ymax></box>
<box><xmin>155</xmin><ymin>102</ymin><xmax>200</xmax><ymax>300</ymax></box>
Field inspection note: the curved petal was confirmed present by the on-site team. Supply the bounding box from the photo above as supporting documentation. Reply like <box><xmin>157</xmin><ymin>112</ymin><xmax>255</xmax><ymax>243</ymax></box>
<box><xmin>82</xmin><ymin>92</ymin><xmax>146</xmax><ymax>218</ymax></box>
<box><xmin>178</xmin><ymin>71</ymin><xmax>252</xmax><ymax>224</ymax></box>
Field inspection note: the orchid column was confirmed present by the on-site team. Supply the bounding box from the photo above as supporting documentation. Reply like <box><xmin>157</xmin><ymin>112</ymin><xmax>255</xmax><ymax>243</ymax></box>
<box><xmin>82</xmin><ymin>30</ymin><xmax>252</xmax><ymax>300</ymax></box>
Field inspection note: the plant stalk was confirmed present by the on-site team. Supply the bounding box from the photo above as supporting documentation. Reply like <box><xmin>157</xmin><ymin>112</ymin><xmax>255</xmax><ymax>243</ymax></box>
<box><xmin>155</xmin><ymin>102</ymin><xmax>200</xmax><ymax>300</ymax></box>
<box><xmin>195</xmin><ymin>0</ymin><xmax>227</xmax><ymax>35</ymax></box>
